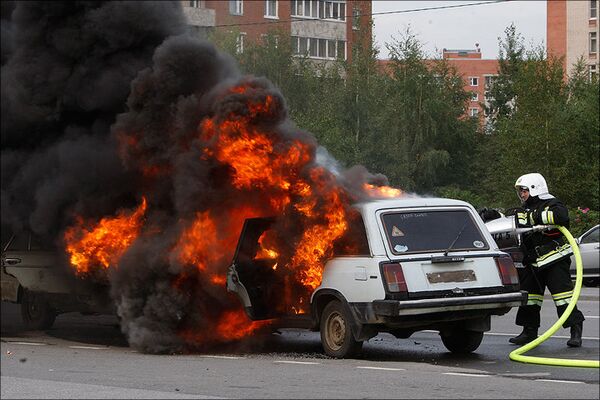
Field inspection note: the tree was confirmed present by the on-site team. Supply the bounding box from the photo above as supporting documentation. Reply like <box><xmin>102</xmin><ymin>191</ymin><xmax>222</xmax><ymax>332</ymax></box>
<box><xmin>474</xmin><ymin>26</ymin><xmax>599</xmax><ymax>210</ymax></box>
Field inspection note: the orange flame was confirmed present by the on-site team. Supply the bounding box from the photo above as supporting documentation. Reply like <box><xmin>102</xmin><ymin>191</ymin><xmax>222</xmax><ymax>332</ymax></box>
<box><xmin>255</xmin><ymin>231</ymin><xmax>279</xmax><ymax>260</ymax></box>
<box><xmin>175</xmin><ymin>211</ymin><xmax>219</xmax><ymax>271</ymax></box>
<box><xmin>364</xmin><ymin>183</ymin><xmax>402</xmax><ymax>198</ymax></box>
<box><xmin>180</xmin><ymin>309</ymin><xmax>271</xmax><ymax>345</ymax></box>
<box><xmin>290</xmin><ymin>188</ymin><xmax>348</xmax><ymax>290</ymax></box>
<box><xmin>65</xmin><ymin>198</ymin><xmax>147</xmax><ymax>275</ymax></box>
<box><xmin>215</xmin><ymin>310</ymin><xmax>271</xmax><ymax>341</ymax></box>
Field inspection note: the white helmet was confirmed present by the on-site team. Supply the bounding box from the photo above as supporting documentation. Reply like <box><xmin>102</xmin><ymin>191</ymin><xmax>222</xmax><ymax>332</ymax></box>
<box><xmin>514</xmin><ymin>173</ymin><xmax>554</xmax><ymax>200</ymax></box>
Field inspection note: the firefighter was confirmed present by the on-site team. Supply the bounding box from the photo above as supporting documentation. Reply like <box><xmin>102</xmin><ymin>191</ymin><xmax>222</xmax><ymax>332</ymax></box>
<box><xmin>509</xmin><ymin>173</ymin><xmax>585</xmax><ymax>347</ymax></box>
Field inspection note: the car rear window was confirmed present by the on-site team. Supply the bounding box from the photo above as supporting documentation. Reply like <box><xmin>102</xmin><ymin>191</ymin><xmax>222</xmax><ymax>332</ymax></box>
<box><xmin>581</xmin><ymin>226</ymin><xmax>599</xmax><ymax>244</ymax></box>
<box><xmin>381</xmin><ymin>209</ymin><xmax>489</xmax><ymax>255</ymax></box>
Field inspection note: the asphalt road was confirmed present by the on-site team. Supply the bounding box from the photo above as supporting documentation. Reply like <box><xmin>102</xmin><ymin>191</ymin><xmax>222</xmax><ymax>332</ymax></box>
<box><xmin>1</xmin><ymin>288</ymin><xmax>599</xmax><ymax>399</ymax></box>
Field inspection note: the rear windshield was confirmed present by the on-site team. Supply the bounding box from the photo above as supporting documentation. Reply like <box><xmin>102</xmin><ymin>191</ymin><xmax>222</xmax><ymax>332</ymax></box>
<box><xmin>381</xmin><ymin>209</ymin><xmax>489</xmax><ymax>255</ymax></box>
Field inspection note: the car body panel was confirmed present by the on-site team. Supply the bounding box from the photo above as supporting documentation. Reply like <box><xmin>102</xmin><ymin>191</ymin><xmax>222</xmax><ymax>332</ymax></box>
<box><xmin>1</xmin><ymin>232</ymin><xmax>114</xmax><ymax>318</ymax></box>
<box><xmin>570</xmin><ymin>224</ymin><xmax>599</xmax><ymax>283</ymax></box>
<box><xmin>3</xmin><ymin>249</ymin><xmax>76</xmax><ymax>294</ymax></box>
<box><xmin>315</xmin><ymin>256</ymin><xmax>387</xmax><ymax>303</ymax></box>
<box><xmin>228</xmin><ymin>197</ymin><xmax>524</xmax><ymax>334</ymax></box>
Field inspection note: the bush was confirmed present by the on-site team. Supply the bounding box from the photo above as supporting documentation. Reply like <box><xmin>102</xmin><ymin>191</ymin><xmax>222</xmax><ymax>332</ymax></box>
<box><xmin>568</xmin><ymin>207</ymin><xmax>600</xmax><ymax>237</ymax></box>
<box><xmin>435</xmin><ymin>186</ymin><xmax>486</xmax><ymax>209</ymax></box>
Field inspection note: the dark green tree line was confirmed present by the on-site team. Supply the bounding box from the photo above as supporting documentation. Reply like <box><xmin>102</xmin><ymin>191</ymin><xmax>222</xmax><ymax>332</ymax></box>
<box><xmin>208</xmin><ymin>24</ymin><xmax>599</xmax><ymax>232</ymax></box>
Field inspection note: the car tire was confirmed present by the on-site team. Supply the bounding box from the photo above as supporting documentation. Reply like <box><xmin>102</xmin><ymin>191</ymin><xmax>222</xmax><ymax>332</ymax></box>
<box><xmin>21</xmin><ymin>290</ymin><xmax>57</xmax><ymax>330</ymax></box>
<box><xmin>583</xmin><ymin>278</ymin><xmax>599</xmax><ymax>287</ymax></box>
<box><xmin>320</xmin><ymin>300</ymin><xmax>363</xmax><ymax>358</ymax></box>
<box><xmin>440</xmin><ymin>329</ymin><xmax>483</xmax><ymax>354</ymax></box>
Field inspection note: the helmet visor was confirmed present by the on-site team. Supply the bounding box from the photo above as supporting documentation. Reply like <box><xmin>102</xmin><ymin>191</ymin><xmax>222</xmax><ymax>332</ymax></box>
<box><xmin>515</xmin><ymin>186</ymin><xmax>529</xmax><ymax>201</ymax></box>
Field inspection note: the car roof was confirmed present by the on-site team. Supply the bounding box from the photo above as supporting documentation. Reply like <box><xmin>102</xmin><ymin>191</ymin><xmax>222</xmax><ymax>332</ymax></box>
<box><xmin>354</xmin><ymin>197</ymin><xmax>473</xmax><ymax>214</ymax></box>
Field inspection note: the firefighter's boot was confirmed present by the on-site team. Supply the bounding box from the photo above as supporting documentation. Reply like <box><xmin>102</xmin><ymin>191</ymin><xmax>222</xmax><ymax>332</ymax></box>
<box><xmin>567</xmin><ymin>322</ymin><xmax>583</xmax><ymax>347</ymax></box>
<box><xmin>509</xmin><ymin>327</ymin><xmax>538</xmax><ymax>345</ymax></box>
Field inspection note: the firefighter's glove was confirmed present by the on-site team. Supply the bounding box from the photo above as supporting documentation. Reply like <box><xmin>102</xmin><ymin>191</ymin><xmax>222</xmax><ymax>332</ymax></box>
<box><xmin>516</xmin><ymin>210</ymin><xmax>539</xmax><ymax>227</ymax></box>
<box><xmin>479</xmin><ymin>208</ymin><xmax>501</xmax><ymax>222</ymax></box>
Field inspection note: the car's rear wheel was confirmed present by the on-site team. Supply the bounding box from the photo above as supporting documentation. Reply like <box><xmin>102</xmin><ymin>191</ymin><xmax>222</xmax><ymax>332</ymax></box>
<box><xmin>320</xmin><ymin>300</ymin><xmax>363</xmax><ymax>358</ymax></box>
<box><xmin>583</xmin><ymin>278</ymin><xmax>599</xmax><ymax>287</ymax></box>
<box><xmin>440</xmin><ymin>329</ymin><xmax>483</xmax><ymax>354</ymax></box>
<box><xmin>21</xmin><ymin>290</ymin><xmax>57</xmax><ymax>330</ymax></box>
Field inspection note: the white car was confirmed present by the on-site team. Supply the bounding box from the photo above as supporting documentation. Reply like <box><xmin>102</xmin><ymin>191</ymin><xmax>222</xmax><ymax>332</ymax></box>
<box><xmin>1</xmin><ymin>231</ymin><xmax>113</xmax><ymax>330</ymax></box>
<box><xmin>227</xmin><ymin>198</ymin><xmax>526</xmax><ymax>358</ymax></box>
<box><xmin>570</xmin><ymin>224</ymin><xmax>600</xmax><ymax>287</ymax></box>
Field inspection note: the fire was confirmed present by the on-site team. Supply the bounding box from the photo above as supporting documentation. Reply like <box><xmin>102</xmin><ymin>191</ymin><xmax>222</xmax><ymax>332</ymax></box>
<box><xmin>210</xmin><ymin>274</ymin><xmax>226</xmax><ymax>286</ymax></box>
<box><xmin>215</xmin><ymin>310</ymin><xmax>271</xmax><ymax>341</ymax></box>
<box><xmin>175</xmin><ymin>211</ymin><xmax>219</xmax><ymax>271</ymax></box>
<box><xmin>179</xmin><ymin>308</ymin><xmax>271</xmax><ymax>345</ymax></box>
<box><xmin>255</xmin><ymin>231</ymin><xmax>279</xmax><ymax>260</ymax></box>
<box><xmin>201</xmin><ymin>118</ymin><xmax>311</xmax><ymax>198</ymax></box>
<box><xmin>66</xmin><ymin>80</ymin><xmax>399</xmax><ymax>349</ymax></box>
<box><xmin>290</xmin><ymin>187</ymin><xmax>348</xmax><ymax>290</ymax></box>
<box><xmin>363</xmin><ymin>183</ymin><xmax>402</xmax><ymax>198</ymax></box>
<box><xmin>65</xmin><ymin>198</ymin><xmax>147</xmax><ymax>275</ymax></box>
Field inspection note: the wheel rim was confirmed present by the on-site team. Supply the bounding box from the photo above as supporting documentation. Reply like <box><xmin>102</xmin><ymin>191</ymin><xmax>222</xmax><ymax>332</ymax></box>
<box><xmin>326</xmin><ymin>311</ymin><xmax>346</xmax><ymax>351</ymax></box>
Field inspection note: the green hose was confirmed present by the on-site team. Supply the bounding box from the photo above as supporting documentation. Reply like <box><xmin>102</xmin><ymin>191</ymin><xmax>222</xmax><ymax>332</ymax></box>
<box><xmin>509</xmin><ymin>225</ymin><xmax>600</xmax><ymax>368</ymax></box>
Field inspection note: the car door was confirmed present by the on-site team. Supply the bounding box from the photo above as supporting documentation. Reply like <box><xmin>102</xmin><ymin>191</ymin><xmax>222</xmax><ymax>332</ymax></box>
<box><xmin>226</xmin><ymin>217</ymin><xmax>285</xmax><ymax>320</ymax></box>
<box><xmin>572</xmin><ymin>225</ymin><xmax>600</xmax><ymax>278</ymax></box>
<box><xmin>2</xmin><ymin>232</ymin><xmax>75</xmax><ymax>294</ymax></box>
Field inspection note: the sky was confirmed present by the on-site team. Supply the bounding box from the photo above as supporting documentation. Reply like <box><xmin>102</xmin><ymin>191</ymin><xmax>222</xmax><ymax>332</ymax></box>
<box><xmin>372</xmin><ymin>0</ymin><xmax>547</xmax><ymax>59</ymax></box>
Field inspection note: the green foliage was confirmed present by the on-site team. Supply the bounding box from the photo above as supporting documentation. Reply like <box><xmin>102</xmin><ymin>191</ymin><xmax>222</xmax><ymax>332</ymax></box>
<box><xmin>206</xmin><ymin>24</ymin><xmax>598</xmax><ymax>219</ymax></box>
<box><xmin>435</xmin><ymin>185</ymin><xmax>486</xmax><ymax>209</ymax></box>
<box><xmin>476</xmin><ymin>25</ymin><xmax>599</xmax><ymax>213</ymax></box>
<box><xmin>568</xmin><ymin>208</ymin><xmax>600</xmax><ymax>237</ymax></box>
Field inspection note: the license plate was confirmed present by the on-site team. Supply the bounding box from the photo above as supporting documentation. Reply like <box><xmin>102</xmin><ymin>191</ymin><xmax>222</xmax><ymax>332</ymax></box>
<box><xmin>427</xmin><ymin>270</ymin><xmax>476</xmax><ymax>284</ymax></box>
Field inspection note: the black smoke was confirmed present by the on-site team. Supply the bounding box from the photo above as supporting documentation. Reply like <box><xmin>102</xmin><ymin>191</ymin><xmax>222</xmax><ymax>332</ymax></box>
<box><xmin>1</xmin><ymin>1</ymin><xmax>391</xmax><ymax>354</ymax></box>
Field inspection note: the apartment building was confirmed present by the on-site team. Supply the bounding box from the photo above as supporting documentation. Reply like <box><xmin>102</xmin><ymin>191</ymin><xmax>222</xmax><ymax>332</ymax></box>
<box><xmin>442</xmin><ymin>47</ymin><xmax>498</xmax><ymax>124</ymax></box>
<box><xmin>547</xmin><ymin>0</ymin><xmax>599</xmax><ymax>78</ymax></box>
<box><xmin>181</xmin><ymin>0</ymin><xmax>372</xmax><ymax>63</ymax></box>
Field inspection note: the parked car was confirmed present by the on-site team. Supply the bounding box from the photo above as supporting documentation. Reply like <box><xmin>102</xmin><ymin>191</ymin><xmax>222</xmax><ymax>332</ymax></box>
<box><xmin>1</xmin><ymin>230</ymin><xmax>113</xmax><ymax>330</ymax></box>
<box><xmin>570</xmin><ymin>224</ymin><xmax>599</xmax><ymax>287</ymax></box>
<box><xmin>227</xmin><ymin>197</ymin><xmax>527</xmax><ymax>358</ymax></box>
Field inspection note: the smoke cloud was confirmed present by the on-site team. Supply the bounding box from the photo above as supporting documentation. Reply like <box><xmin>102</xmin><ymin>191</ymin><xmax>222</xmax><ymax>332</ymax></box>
<box><xmin>1</xmin><ymin>1</ymin><xmax>393</xmax><ymax>353</ymax></box>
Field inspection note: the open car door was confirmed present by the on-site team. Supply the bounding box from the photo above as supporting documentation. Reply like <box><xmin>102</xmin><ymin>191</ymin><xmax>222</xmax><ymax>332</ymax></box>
<box><xmin>227</xmin><ymin>217</ymin><xmax>284</xmax><ymax>321</ymax></box>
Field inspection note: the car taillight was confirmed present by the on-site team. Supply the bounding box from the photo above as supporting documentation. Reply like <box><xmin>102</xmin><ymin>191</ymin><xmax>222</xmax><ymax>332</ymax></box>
<box><xmin>495</xmin><ymin>255</ymin><xmax>519</xmax><ymax>285</ymax></box>
<box><xmin>382</xmin><ymin>262</ymin><xmax>407</xmax><ymax>293</ymax></box>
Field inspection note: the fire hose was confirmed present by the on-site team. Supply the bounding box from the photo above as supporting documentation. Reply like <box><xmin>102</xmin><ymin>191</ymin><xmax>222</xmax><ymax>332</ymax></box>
<box><xmin>508</xmin><ymin>225</ymin><xmax>599</xmax><ymax>368</ymax></box>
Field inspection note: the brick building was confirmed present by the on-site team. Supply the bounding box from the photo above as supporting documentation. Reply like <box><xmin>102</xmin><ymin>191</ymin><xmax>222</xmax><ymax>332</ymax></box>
<box><xmin>441</xmin><ymin>47</ymin><xmax>498</xmax><ymax>124</ymax></box>
<box><xmin>181</xmin><ymin>0</ymin><xmax>372</xmax><ymax>64</ymax></box>
<box><xmin>547</xmin><ymin>0</ymin><xmax>599</xmax><ymax>78</ymax></box>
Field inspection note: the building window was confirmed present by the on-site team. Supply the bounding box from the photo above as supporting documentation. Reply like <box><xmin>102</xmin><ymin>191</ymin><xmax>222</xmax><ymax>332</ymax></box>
<box><xmin>236</xmin><ymin>33</ymin><xmax>246</xmax><ymax>54</ymax></box>
<box><xmin>590</xmin><ymin>32</ymin><xmax>598</xmax><ymax>54</ymax></box>
<box><xmin>591</xmin><ymin>0</ymin><xmax>597</xmax><ymax>19</ymax></box>
<box><xmin>471</xmin><ymin>92</ymin><xmax>478</xmax><ymax>102</ymax></box>
<box><xmin>292</xmin><ymin>0</ymin><xmax>345</xmax><ymax>20</ymax></box>
<box><xmin>337</xmin><ymin>40</ymin><xmax>346</xmax><ymax>59</ymax></box>
<box><xmin>229</xmin><ymin>0</ymin><xmax>243</xmax><ymax>15</ymax></box>
<box><xmin>590</xmin><ymin>64</ymin><xmax>598</xmax><ymax>81</ymax></box>
<box><xmin>352</xmin><ymin>7</ymin><xmax>360</xmax><ymax>30</ymax></box>
<box><xmin>469</xmin><ymin>77</ymin><xmax>479</xmax><ymax>86</ymax></box>
<box><xmin>291</xmin><ymin>35</ymin><xmax>346</xmax><ymax>60</ymax></box>
<box><xmin>328</xmin><ymin>39</ymin><xmax>336</xmax><ymax>58</ymax></box>
<box><xmin>484</xmin><ymin>75</ymin><xmax>497</xmax><ymax>90</ymax></box>
<box><xmin>265</xmin><ymin>0</ymin><xmax>277</xmax><ymax>17</ymax></box>
<box><xmin>469</xmin><ymin>108</ymin><xmax>479</xmax><ymax>118</ymax></box>
<box><xmin>189</xmin><ymin>0</ymin><xmax>204</xmax><ymax>7</ymax></box>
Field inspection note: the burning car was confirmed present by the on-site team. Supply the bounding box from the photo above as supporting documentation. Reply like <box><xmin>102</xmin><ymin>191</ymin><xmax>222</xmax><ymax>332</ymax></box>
<box><xmin>227</xmin><ymin>197</ymin><xmax>527</xmax><ymax>358</ymax></box>
<box><xmin>1</xmin><ymin>229</ymin><xmax>113</xmax><ymax>330</ymax></box>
